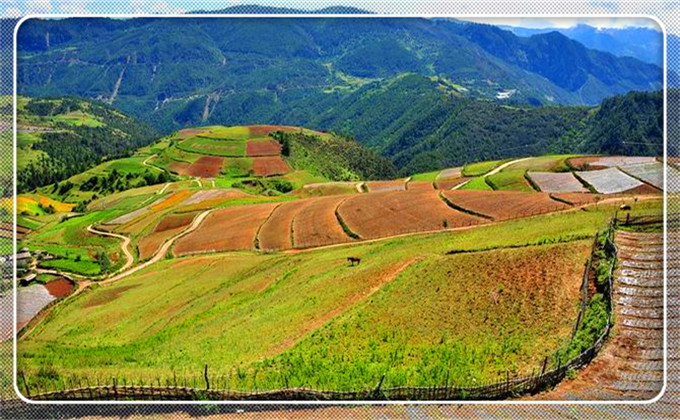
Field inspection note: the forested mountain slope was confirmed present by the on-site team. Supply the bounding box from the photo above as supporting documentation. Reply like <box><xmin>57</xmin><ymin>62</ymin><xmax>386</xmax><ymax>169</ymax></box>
<box><xmin>17</xmin><ymin>16</ymin><xmax>663</xmax><ymax>134</ymax></box>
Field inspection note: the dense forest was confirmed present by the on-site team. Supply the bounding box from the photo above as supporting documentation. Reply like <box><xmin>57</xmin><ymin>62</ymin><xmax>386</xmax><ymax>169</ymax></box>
<box><xmin>17</xmin><ymin>97</ymin><xmax>157</xmax><ymax>192</ymax></box>
<box><xmin>310</xmin><ymin>75</ymin><xmax>662</xmax><ymax>174</ymax></box>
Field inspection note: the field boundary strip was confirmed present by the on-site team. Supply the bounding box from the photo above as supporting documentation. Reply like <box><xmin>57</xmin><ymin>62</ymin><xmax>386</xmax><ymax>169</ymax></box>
<box><xmin>437</xmin><ymin>191</ymin><xmax>493</xmax><ymax>220</ymax></box>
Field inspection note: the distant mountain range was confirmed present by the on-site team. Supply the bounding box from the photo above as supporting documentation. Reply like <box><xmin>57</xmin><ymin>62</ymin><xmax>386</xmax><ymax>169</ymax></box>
<box><xmin>501</xmin><ymin>23</ymin><xmax>664</xmax><ymax>67</ymax></box>
<box><xmin>14</xmin><ymin>13</ymin><xmax>664</xmax><ymax>173</ymax></box>
<box><xmin>17</xmin><ymin>16</ymin><xmax>663</xmax><ymax>132</ymax></box>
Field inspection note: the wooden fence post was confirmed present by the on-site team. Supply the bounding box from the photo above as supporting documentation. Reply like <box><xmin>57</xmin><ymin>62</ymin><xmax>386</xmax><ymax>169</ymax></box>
<box><xmin>20</xmin><ymin>371</ymin><xmax>30</xmax><ymax>398</ymax></box>
<box><xmin>204</xmin><ymin>364</ymin><xmax>210</xmax><ymax>391</ymax></box>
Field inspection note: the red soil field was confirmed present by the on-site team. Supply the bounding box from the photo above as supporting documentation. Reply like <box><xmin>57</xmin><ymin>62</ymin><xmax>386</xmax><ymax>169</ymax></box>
<box><xmin>174</xmin><ymin>202</ymin><xmax>279</xmax><ymax>255</ymax></box>
<box><xmin>154</xmin><ymin>213</ymin><xmax>196</xmax><ymax>232</ymax></box>
<box><xmin>406</xmin><ymin>181</ymin><xmax>435</xmax><ymax>191</ymax></box>
<box><xmin>551</xmin><ymin>192</ymin><xmax>601</xmax><ymax>206</ymax></box>
<box><xmin>567</xmin><ymin>156</ymin><xmax>607</xmax><ymax>171</ymax></box>
<box><xmin>248</xmin><ymin>125</ymin><xmax>298</xmax><ymax>137</ymax></box>
<box><xmin>257</xmin><ymin>201</ymin><xmax>302</xmax><ymax>251</ymax></box>
<box><xmin>178</xmin><ymin>190</ymin><xmax>250</xmax><ymax>212</ymax></box>
<box><xmin>246</xmin><ymin>139</ymin><xmax>282</xmax><ymax>157</ymax></box>
<box><xmin>366</xmin><ymin>180</ymin><xmax>405</xmax><ymax>193</ymax></box>
<box><xmin>252</xmin><ymin>156</ymin><xmax>290</xmax><ymax>176</ymax></box>
<box><xmin>185</xmin><ymin>156</ymin><xmax>225</xmax><ymax>178</ymax></box>
<box><xmin>337</xmin><ymin>190</ymin><xmax>484</xmax><ymax>239</ymax></box>
<box><xmin>44</xmin><ymin>278</ymin><xmax>74</xmax><ymax>298</ymax></box>
<box><xmin>435</xmin><ymin>177</ymin><xmax>470</xmax><ymax>190</ymax></box>
<box><xmin>293</xmin><ymin>196</ymin><xmax>354</xmax><ymax>248</ymax></box>
<box><xmin>168</xmin><ymin>161</ymin><xmax>190</xmax><ymax>175</ymax></box>
<box><xmin>440</xmin><ymin>190</ymin><xmax>570</xmax><ymax>221</ymax></box>
<box><xmin>138</xmin><ymin>225</ymin><xmax>188</xmax><ymax>260</ymax></box>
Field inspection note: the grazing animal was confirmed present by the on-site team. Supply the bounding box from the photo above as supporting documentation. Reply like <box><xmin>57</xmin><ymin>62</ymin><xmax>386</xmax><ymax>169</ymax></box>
<box><xmin>620</xmin><ymin>204</ymin><xmax>631</xmax><ymax>211</ymax></box>
<box><xmin>347</xmin><ymin>256</ymin><xmax>361</xmax><ymax>266</ymax></box>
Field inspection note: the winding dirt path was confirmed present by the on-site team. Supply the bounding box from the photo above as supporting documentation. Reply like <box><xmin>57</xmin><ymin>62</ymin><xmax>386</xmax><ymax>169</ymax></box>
<box><xmin>86</xmin><ymin>225</ymin><xmax>134</xmax><ymax>273</ymax></box>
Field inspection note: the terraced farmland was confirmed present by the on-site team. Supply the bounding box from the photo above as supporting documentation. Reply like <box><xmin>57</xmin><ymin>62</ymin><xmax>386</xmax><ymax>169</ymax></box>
<box><xmin>174</xmin><ymin>202</ymin><xmax>279</xmax><ymax>254</ymax></box>
<box><xmin>252</xmin><ymin>156</ymin><xmax>290</xmax><ymax>177</ymax></box>
<box><xmin>528</xmin><ymin>172</ymin><xmax>588</xmax><ymax>193</ymax></box>
<box><xmin>619</xmin><ymin>161</ymin><xmax>664</xmax><ymax>190</ymax></box>
<box><xmin>440</xmin><ymin>190</ymin><xmax>570</xmax><ymax>220</ymax></box>
<box><xmin>365</xmin><ymin>180</ymin><xmax>406</xmax><ymax>193</ymax></box>
<box><xmin>576</xmin><ymin>168</ymin><xmax>644</xmax><ymax>194</ymax></box>
<box><xmin>292</xmin><ymin>195</ymin><xmax>352</xmax><ymax>248</ymax></box>
<box><xmin>338</xmin><ymin>190</ymin><xmax>484</xmax><ymax>239</ymax></box>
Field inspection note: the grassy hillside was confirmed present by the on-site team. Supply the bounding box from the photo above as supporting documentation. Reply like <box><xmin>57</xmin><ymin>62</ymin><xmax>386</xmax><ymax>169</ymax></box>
<box><xmin>18</xmin><ymin>199</ymin><xmax>661</xmax><ymax>391</ymax></box>
<box><xmin>17</xmin><ymin>96</ymin><xmax>157</xmax><ymax>193</ymax></box>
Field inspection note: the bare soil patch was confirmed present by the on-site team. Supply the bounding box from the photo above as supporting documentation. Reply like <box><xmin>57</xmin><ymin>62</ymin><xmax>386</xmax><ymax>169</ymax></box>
<box><xmin>175</xmin><ymin>203</ymin><xmax>279</xmax><ymax>254</ymax></box>
<box><xmin>44</xmin><ymin>278</ymin><xmax>74</xmax><ymax>298</ymax></box>
<box><xmin>441</xmin><ymin>190</ymin><xmax>569</xmax><ymax>220</ymax></box>
<box><xmin>252</xmin><ymin>156</ymin><xmax>290</xmax><ymax>177</ymax></box>
<box><xmin>248</xmin><ymin>125</ymin><xmax>298</xmax><ymax>137</ymax></box>
<box><xmin>258</xmin><ymin>201</ymin><xmax>302</xmax><ymax>251</ymax></box>
<box><xmin>293</xmin><ymin>196</ymin><xmax>353</xmax><ymax>248</ymax></box>
<box><xmin>246</xmin><ymin>139</ymin><xmax>281</xmax><ymax>157</ymax></box>
<box><xmin>185</xmin><ymin>156</ymin><xmax>224</xmax><ymax>178</ymax></box>
<box><xmin>338</xmin><ymin>190</ymin><xmax>484</xmax><ymax>239</ymax></box>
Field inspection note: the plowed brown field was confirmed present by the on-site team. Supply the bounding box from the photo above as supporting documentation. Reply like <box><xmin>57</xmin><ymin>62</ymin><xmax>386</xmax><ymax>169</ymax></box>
<box><xmin>337</xmin><ymin>190</ymin><xmax>484</xmax><ymax>239</ymax></box>
<box><xmin>257</xmin><ymin>201</ymin><xmax>302</xmax><ymax>250</ymax></box>
<box><xmin>248</xmin><ymin>125</ymin><xmax>298</xmax><ymax>137</ymax></box>
<box><xmin>185</xmin><ymin>156</ymin><xmax>224</xmax><ymax>177</ymax></box>
<box><xmin>252</xmin><ymin>156</ymin><xmax>290</xmax><ymax>177</ymax></box>
<box><xmin>366</xmin><ymin>180</ymin><xmax>405</xmax><ymax>193</ymax></box>
<box><xmin>174</xmin><ymin>203</ymin><xmax>278</xmax><ymax>255</ymax></box>
<box><xmin>138</xmin><ymin>213</ymin><xmax>197</xmax><ymax>260</ymax></box>
<box><xmin>567</xmin><ymin>156</ymin><xmax>607</xmax><ymax>171</ymax></box>
<box><xmin>167</xmin><ymin>161</ymin><xmax>190</xmax><ymax>175</ymax></box>
<box><xmin>435</xmin><ymin>177</ymin><xmax>470</xmax><ymax>190</ymax></box>
<box><xmin>293</xmin><ymin>196</ymin><xmax>353</xmax><ymax>248</ymax></box>
<box><xmin>44</xmin><ymin>278</ymin><xmax>74</xmax><ymax>298</ymax></box>
<box><xmin>246</xmin><ymin>139</ymin><xmax>282</xmax><ymax>157</ymax></box>
<box><xmin>441</xmin><ymin>190</ymin><xmax>570</xmax><ymax>220</ymax></box>
<box><xmin>406</xmin><ymin>181</ymin><xmax>435</xmax><ymax>191</ymax></box>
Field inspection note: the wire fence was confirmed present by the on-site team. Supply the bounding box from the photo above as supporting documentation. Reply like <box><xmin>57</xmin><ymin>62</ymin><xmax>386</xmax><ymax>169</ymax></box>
<box><xmin>23</xmin><ymin>220</ymin><xmax>620</xmax><ymax>402</ymax></box>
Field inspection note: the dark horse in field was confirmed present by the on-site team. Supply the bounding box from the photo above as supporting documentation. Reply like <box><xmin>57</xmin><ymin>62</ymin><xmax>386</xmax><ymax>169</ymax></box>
<box><xmin>347</xmin><ymin>256</ymin><xmax>361</xmax><ymax>266</ymax></box>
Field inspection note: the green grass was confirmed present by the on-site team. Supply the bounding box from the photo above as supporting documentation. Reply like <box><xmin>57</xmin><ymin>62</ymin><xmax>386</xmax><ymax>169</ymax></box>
<box><xmin>17</xmin><ymin>215</ymin><xmax>43</xmax><ymax>230</ymax></box>
<box><xmin>410</xmin><ymin>170</ymin><xmax>440</xmax><ymax>182</ymax></box>
<box><xmin>40</xmin><ymin>258</ymin><xmax>101</xmax><ymax>276</ymax></box>
<box><xmin>486</xmin><ymin>169</ymin><xmax>534</xmax><ymax>192</ymax></box>
<box><xmin>50</xmin><ymin>111</ymin><xmax>104</xmax><ymax>127</ymax></box>
<box><xmin>17</xmin><ymin>199</ymin><xmax>661</xmax><ymax>393</ymax></box>
<box><xmin>221</xmin><ymin>157</ymin><xmax>254</xmax><ymax>177</ymax></box>
<box><xmin>459</xmin><ymin>177</ymin><xmax>493</xmax><ymax>191</ymax></box>
<box><xmin>202</xmin><ymin>125</ymin><xmax>251</xmax><ymax>140</ymax></box>
<box><xmin>503</xmin><ymin>155</ymin><xmax>577</xmax><ymax>173</ymax></box>
<box><xmin>178</xmin><ymin>137</ymin><xmax>246</xmax><ymax>157</ymax></box>
<box><xmin>462</xmin><ymin>160</ymin><xmax>503</xmax><ymax>177</ymax></box>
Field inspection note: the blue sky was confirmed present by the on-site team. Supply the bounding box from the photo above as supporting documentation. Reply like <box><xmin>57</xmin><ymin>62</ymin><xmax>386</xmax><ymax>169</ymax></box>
<box><xmin>0</xmin><ymin>0</ymin><xmax>664</xmax><ymax>32</ymax></box>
